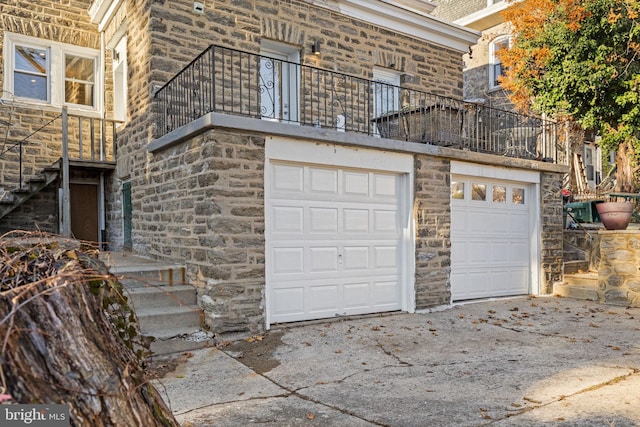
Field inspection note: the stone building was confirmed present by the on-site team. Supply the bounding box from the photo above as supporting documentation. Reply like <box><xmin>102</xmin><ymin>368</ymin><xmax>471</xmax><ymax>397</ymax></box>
<box><xmin>1</xmin><ymin>0</ymin><xmax>568</xmax><ymax>338</ymax></box>
<box><xmin>432</xmin><ymin>0</ymin><xmax>603</xmax><ymax>194</ymax></box>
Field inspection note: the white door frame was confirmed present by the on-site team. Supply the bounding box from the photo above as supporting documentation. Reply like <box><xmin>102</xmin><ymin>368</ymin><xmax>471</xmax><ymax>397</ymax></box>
<box><xmin>260</xmin><ymin>41</ymin><xmax>300</xmax><ymax>123</ymax></box>
<box><xmin>264</xmin><ymin>136</ymin><xmax>415</xmax><ymax>328</ymax></box>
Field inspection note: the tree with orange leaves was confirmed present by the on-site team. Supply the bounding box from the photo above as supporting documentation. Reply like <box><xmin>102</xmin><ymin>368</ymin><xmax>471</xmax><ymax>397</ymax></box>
<box><xmin>501</xmin><ymin>0</ymin><xmax>640</xmax><ymax>192</ymax></box>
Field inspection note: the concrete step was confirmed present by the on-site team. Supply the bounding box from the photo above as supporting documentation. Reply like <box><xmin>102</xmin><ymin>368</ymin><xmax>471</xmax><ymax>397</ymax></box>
<box><xmin>149</xmin><ymin>329</ymin><xmax>214</xmax><ymax>356</ymax></box>
<box><xmin>136</xmin><ymin>305</ymin><xmax>202</xmax><ymax>334</ymax></box>
<box><xmin>126</xmin><ymin>284</ymin><xmax>197</xmax><ymax>310</ymax></box>
<box><xmin>102</xmin><ymin>252</ymin><xmax>186</xmax><ymax>285</ymax></box>
<box><xmin>100</xmin><ymin>252</ymin><xmax>210</xmax><ymax>356</ymax></box>
<box><xmin>113</xmin><ymin>267</ymin><xmax>186</xmax><ymax>285</ymax></box>
<box><xmin>553</xmin><ymin>272</ymin><xmax>600</xmax><ymax>302</ymax></box>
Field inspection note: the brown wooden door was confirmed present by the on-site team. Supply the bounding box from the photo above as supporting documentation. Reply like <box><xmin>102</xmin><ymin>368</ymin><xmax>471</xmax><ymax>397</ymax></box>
<box><xmin>70</xmin><ymin>183</ymin><xmax>98</xmax><ymax>243</ymax></box>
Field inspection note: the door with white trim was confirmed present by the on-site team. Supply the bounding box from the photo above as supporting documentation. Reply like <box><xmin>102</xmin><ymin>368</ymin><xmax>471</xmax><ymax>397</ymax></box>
<box><xmin>267</xmin><ymin>162</ymin><xmax>404</xmax><ymax>324</ymax></box>
<box><xmin>451</xmin><ymin>175</ymin><xmax>533</xmax><ymax>300</ymax></box>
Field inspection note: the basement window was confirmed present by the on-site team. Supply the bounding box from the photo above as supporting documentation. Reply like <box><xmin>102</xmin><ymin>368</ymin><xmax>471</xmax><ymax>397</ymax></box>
<box><xmin>3</xmin><ymin>32</ymin><xmax>101</xmax><ymax>113</ymax></box>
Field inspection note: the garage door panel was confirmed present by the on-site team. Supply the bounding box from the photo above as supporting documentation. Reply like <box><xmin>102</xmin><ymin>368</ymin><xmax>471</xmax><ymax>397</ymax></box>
<box><xmin>374</xmin><ymin>279</ymin><xmax>400</xmax><ymax>305</ymax></box>
<box><xmin>510</xmin><ymin>241</ymin><xmax>530</xmax><ymax>263</ymax></box>
<box><xmin>273</xmin><ymin>164</ymin><xmax>304</xmax><ymax>192</ymax></box>
<box><xmin>268</xmin><ymin>160</ymin><xmax>404</xmax><ymax>324</ymax></box>
<box><xmin>310</xmin><ymin>167</ymin><xmax>338</xmax><ymax>194</ymax></box>
<box><xmin>452</xmin><ymin>271</ymin><xmax>489</xmax><ymax>299</ymax></box>
<box><xmin>343</xmin><ymin>246</ymin><xmax>369</xmax><ymax>270</ymax></box>
<box><xmin>343</xmin><ymin>282</ymin><xmax>370</xmax><ymax>309</ymax></box>
<box><xmin>272</xmin><ymin>288</ymin><xmax>305</xmax><ymax>317</ymax></box>
<box><xmin>309</xmin><ymin>208</ymin><xmax>339</xmax><ymax>232</ymax></box>
<box><xmin>309</xmin><ymin>247</ymin><xmax>339</xmax><ymax>272</ymax></box>
<box><xmin>373</xmin><ymin>210</ymin><xmax>398</xmax><ymax>232</ymax></box>
<box><xmin>308</xmin><ymin>284</ymin><xmax>340</xmax><ymax>313</ymax></box>
<box><xmin>273</xmin><ymin>247</ymin><xmax>304</xmax><ymax>274</ymax></box>
<box><xmin>373</xmin><ymin>174</ymin><xmax>398</xmax><ymax>198</ymax></box>
<box><xmin>491</xmin><ymin>242</ymin><xmax>510</xmax><ymax>263</ymax></box>
<box><xmin>272</xmin><ymin>207</ymin><xmax>304</xmax><ymax>233</ymax></box>
<box><xmin>452</xmin><ymin>174</ymin><xmax>532</xmax><ymax>301</ymax></box>
<box><xmin>344</xmin><ymin>209</ymin><xmax>370</xmax><ymax>232</ymax></box>
<box><xmin>468</xmin><ymin>241</ymin><xmax>489</xmax><ymax>263</ymax></box>
<box><xmin>509</xmin><ymin>213</ymin><xmax>529</xmax><ymax>234</ymax></box>
<box><xmin>344</xmin><ymin>171</ymin><xmax>369</xmax><ymax>196</ymax></box>
<box><xmin>374</xmin><ymin>246</ymin><xmax>398</xmax><ymax>269</ymax></box>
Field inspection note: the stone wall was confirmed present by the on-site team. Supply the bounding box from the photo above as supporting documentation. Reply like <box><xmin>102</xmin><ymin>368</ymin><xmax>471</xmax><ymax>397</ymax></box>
<box><xmin>414</xmin><ymin>155</ymin><xmax>452</xmax><ymax>307</ymax></box>
<box><xmin>120</xmin><ymin>0</ymin><xmax>466</xmax><ymax>252</ymax></box>
<box><xmin>140</xmin><ymin>129</ymin><xmax>266</xmax><ymax>335</ymax></box>
<box><xmin>0</xmin><ymin>182</ymin><xmax>58</xmax><ymax>235</ymax></box>
<box><xmin>598</xmin><ymin>231</ymin><xmax>640</xmax><ymax>307</ymax></box>
<box><xmin>462</xmin><ymin>22</ymin><xmax>514</xmax><ymax>110</ymax></box>
<box><xmin>540</xmin><ymin>172</ymin><xmax>564</xmax><ymax>293</ymax></box>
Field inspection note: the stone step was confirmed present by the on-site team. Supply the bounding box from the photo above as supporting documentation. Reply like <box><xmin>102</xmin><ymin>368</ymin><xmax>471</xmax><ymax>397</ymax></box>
<box><xmin>553</xmin><ymin>274</ymin><xmax>600</xmax><ymax>302</ymax></box>
<box><xmin>126</xmin><ymin>284</ymin><xmax>197</xmax><ymax>310</ymax></box>
<box><xmin>136</xmin><ymin>305</ymin><xmax>202</xmax><ymax>335</ymax></box>
<box><xmin>563</xmin><ymin>272</ymin><xmax>598</xmax><ymax>287</ymax></box>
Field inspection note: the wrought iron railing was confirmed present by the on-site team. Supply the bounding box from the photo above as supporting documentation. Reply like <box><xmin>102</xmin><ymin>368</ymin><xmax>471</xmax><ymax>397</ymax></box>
<box><xmin>155</xmin><ymin>45</ymin><xmax>561</xmax><ymax>163</ymax></box>
<box><xmin>0</xmin><ymin>106</ymin><xmax>118</xmax><ymax>190</ymax></box>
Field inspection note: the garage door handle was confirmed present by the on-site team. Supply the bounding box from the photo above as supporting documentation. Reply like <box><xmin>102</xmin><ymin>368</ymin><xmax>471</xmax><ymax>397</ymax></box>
<box><xmin>338</xmin><ymin>253</ymin><xmax>343</xmax><ymax>264</ymax></box>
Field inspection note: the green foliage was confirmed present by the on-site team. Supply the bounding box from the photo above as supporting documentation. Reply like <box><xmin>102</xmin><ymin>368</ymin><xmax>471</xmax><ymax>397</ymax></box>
<box><xmin>505</xmin><ymin>0</ymin><xmax>640</xmax><ymax>154</ymax></box>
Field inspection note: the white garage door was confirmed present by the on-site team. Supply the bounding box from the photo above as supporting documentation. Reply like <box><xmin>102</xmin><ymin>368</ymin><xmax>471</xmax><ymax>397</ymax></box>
<box><xmin>266</xmin><ymin>162</ymin><xmax>404</xmax><ymax>324</ymax></box>
<box><xmin>451</xmin><ymin>174</ymin><xmax>533</xmax><ymax>301</ymax></box>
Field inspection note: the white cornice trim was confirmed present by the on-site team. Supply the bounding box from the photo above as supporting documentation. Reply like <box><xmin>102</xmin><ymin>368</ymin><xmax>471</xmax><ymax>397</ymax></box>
<box><xmin>454</xmin><ymin>1</ymin><xmax>512</xmax><ymax>30</ymax></box>
<box><xmin>88</xmin><ymin>0</ymin><xmax>123</xmax><ymax>32</ymax></box>
<box><xmin>382</xmin><ymin>0</ymin><xmax>437</xmax><ymax>15</ymax></box>
<box><xmin>333</xmin><ymin>0</ymin><xmax>480</xmax><ymax>53</ymax></box>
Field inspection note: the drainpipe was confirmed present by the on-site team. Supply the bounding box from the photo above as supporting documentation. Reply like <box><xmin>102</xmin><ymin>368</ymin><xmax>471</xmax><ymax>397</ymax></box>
<box><xmin>60</xmin><ymin>106</ymin><xmax>71</xmax><ymax>237</ymax></box>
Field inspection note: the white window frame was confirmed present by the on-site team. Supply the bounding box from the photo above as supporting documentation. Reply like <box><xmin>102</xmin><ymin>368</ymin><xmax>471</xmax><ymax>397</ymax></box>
<box><xmin>372</xmin><ymin>67</ymin><xmax>401</xmax><ymax>137</ymax></box>
<box><xmin>489</xmin><ymin>35</ymin><xmax>511</xmax><ymax>91</ymax></box>
<box><xmin>3</xmin><ymin>32</ymin><xmax>102</xmax><ymax>114</ymax></box>
<box><xmin>111</xmin><ymin>35</ymin><xmax>128</xmax><ymax>122</ymax></box>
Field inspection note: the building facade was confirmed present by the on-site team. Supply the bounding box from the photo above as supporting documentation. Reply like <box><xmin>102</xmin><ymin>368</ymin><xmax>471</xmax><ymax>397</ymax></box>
<box><xmin>1</xmin><ymin>0</ymin><xmax>567</xmax><ymax>337</ymax></box>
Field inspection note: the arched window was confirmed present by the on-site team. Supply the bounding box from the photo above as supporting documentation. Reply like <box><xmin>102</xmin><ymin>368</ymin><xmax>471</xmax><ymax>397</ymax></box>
<box><xmin>489</xmin><ymin>35</ymin><xmax>511</xmax><ymax>90</ymax></box>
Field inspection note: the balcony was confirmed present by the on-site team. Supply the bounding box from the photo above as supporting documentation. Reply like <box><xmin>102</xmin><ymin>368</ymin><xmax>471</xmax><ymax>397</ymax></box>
<box><xmin>154</xmin><ymin>45</ymin><xmax>561</xmax><ymax>164</ymax></box>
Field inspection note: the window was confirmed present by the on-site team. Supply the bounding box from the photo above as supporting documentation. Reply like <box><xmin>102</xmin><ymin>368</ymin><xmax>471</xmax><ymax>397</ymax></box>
<box><xmin>493</xmin><ymin>185</ymin><xmax>506</xmax><ymax>203</ymax></box>
<box><xmin>512</xmin><ymin>188</ymin><xmax>525</xmax><ymax>204</ymax></box>
<box><xmin>472</xmin><ymin>183</ymin><xmax>487</xmax><ymax>201</ymax></box>
<box><xmin>4</xmin><ymin>32</ymin><xmax>101</xmax><ymax>112</ymax></box>
<box><xmin>373</xmin><ymin>67</ymin><xmax>401</xmax><ymax>117</ymax></box>
<box><xmin>451</xmin><ymin>181</ymin><xmax>465</xmax><ymax>200</ymax></box>
<box><xmin>489</xmin><ymin>35</ymin><xmax>510</xmax><ymax>90</ymax></box>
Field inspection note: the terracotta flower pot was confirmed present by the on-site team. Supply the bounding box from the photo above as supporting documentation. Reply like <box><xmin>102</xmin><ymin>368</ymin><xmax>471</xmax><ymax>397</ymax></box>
<box><xmin>595</xmin><ymin>201</ymin><xmax>634</xmax><ymax>230</ymax></box>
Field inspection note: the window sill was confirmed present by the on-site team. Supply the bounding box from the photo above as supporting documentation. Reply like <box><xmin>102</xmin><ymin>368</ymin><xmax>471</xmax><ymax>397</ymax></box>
<box><xmin>0</xmin><ymin>98</ymin><xmax>103</xmax><ymax>118</ymax></box>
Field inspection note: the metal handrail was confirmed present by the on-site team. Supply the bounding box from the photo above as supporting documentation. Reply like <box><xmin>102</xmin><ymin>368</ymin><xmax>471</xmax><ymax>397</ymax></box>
<box><xmin>0</xmin><ymin>107</ymin><xmax>119</xmax><ymax>190</ymax></box>
<box><xmin>154</xmin><ymin>44</ymin><xmax>562</xmax><ymax>164</ymax></box>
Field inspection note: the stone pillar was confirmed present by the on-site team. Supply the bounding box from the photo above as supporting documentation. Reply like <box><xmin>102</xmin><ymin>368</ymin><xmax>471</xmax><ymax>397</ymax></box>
<box><xmin>598</xmin><ymin>231</ymin><xmax>640</xmax><ymax>306</ymax></box>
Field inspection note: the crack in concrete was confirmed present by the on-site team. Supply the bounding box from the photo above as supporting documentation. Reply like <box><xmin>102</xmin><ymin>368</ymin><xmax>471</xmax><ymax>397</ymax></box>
<box><xmin>374</xmin><ymin>338</ymin><xmax>413</xmax><ymax>367</ymax></box>
<box><xmin>221</xmin><ymin>350</ymin><xmax>387</xmax><ymax>426</ymax></box>
<box><xmin>481</xmin><ymin>368</ymin><xmax>640</xmax><ymax>425</ymax></box>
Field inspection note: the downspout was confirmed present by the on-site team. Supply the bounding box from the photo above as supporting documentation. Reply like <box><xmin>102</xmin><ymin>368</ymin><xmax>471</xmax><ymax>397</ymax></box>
<box><xmin>60</xmin><ymin>107</ymin><xmax>71</xmax><ymax>237</ymax></box>
<box><xmin>99</xmin><ymin>31</ymin><xmax>107</xmax><ymax>249</ymax></box>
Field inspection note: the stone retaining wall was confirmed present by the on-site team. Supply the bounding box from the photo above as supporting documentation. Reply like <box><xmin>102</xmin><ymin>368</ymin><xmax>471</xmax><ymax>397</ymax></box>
<box><xmin>598</xmin><ymin>231</ymin><xmax>640</xmax><ymax>307</ymax></box>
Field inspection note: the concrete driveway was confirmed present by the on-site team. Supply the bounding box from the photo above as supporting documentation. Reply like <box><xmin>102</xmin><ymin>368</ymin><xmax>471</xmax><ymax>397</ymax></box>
<box><xmin>155</xmin><ymin>297</ymin><xmax>640</xmax><ymax>426</ymax></box>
